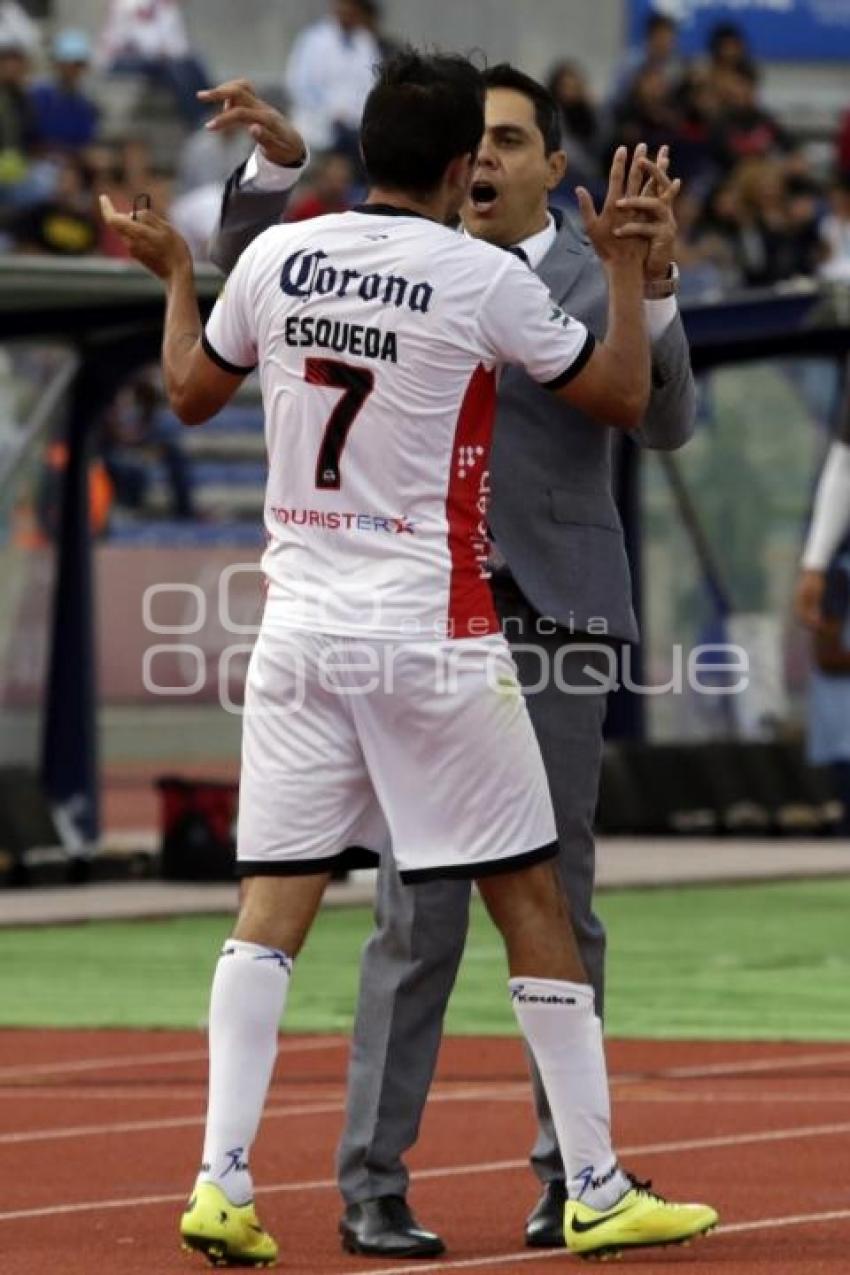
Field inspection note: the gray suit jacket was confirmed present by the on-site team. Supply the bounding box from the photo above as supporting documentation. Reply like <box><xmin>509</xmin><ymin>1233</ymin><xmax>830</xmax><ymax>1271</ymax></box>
<box><xmin>209</xmin><ymin>184</ymin><xmax>695</xmax><ymax>644</ymax></box>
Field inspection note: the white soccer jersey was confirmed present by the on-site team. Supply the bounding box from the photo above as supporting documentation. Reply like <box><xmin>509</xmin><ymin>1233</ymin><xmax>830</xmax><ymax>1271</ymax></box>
<box><xmin>204</xmin><ymin>206</ymin><xmax>595</xmax><ymax>640</ymax></box>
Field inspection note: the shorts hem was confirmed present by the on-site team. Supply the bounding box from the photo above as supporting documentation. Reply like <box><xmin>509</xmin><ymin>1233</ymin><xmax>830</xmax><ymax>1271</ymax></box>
<box><xmin>236</xmin><ymin>845</ymin><xmax>379</xmax><ymax>878</ymax></box>
<box><xmin>399</xmin><ymin>839</ymin><xmax>558</xmax><ymax>884</ymax></box>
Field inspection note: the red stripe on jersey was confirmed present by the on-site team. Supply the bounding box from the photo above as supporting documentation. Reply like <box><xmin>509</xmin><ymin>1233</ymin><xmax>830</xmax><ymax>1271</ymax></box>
<box><xmin>446</xmin><ymin>364</ymin><xmax>500</xmax><ymax>640</ymax></box>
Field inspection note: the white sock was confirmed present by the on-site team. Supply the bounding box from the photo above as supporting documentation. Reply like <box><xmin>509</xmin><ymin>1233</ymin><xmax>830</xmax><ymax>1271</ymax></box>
<box><xmin>509</xmin><ymin>977</ymin><xmax>629</xmax><ymax>1210</ymax></box>
<box><xmin>198</xmin><ymin>939</ymin><xmax>292</xmax><ymax>1206</ymax></box>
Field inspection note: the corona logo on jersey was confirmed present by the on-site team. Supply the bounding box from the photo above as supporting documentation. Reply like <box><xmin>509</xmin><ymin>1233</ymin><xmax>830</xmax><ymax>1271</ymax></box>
<box><xmin>280</xmin><ymin>248</ymin><xmax>435</xmax><ymax>314</ymax></box>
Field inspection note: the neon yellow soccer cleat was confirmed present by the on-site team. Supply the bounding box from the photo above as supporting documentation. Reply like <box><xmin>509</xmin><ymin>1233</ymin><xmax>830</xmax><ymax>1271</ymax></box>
<box><xmin>565</xmin><ymin>1175</ymin><xmax>718</xmax><ymax>1260</ymax></box>
<box><xmin>180</xmin><ymin>1182</ymin><xmax>278</xmax><ymax>1268</ymax></box>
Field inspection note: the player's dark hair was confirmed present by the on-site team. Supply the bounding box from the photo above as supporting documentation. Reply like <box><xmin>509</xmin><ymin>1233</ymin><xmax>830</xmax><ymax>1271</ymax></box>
<box><xmin>484</xmin><ymin>63</ymin><xmax>561</xmax><ymax>156</ymax></box>
<box><xmin>361</xmin><ymin>50</ymin><xmax>484</xmax><ymax>196</ymax></box>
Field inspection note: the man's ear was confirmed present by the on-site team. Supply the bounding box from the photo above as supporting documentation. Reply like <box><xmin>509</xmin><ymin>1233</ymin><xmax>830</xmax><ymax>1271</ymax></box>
<box><xmin>545</xmin><ymin>149</ymin><xmax>567</xmax><ymax>192</ymax></box>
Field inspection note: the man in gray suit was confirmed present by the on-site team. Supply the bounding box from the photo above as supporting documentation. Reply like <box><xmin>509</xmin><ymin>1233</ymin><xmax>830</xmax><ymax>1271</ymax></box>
<box><xmin>205</xmin><ymin>65</ymin><xmax>694</xmax><ymax>1258</ymax></box>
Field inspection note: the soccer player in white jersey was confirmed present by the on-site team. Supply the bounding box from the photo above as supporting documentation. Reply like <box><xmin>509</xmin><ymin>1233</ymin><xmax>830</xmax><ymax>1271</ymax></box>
<box><xmin>103</xmin><ymin>50</ymin><xmax>717</xmax><ymax>1266</ymax></box>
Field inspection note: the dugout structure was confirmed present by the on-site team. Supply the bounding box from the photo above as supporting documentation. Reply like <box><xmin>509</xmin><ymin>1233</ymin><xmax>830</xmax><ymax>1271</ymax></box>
<box><xmin>0</xmin><ymin>257</ymin><xmax>848</xmax><ymax>854</ymax></box>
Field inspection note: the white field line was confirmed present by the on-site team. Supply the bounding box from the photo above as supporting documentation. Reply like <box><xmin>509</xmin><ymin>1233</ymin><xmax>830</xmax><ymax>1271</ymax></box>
<box><xmin>0</xmin><ymin>1085</ymin><xmax>527</xmax><ymax>1146</ymax></box>
<box><xmin>613</xmin><ymin>1049</ymin><xmax>850</xmax><ymax>1083</ymax></box>
<box><xmin>2</xmin><ymin>1120</ymin><xmax>850</xmax><ymax>1223</ymax></box>
<box><xmin>351</xmin><ymin>1209</ymin><xmax>850</xmax><ymax>1275</ymax></box>
<box><xmin>4</xmin><ymin>1081</ymin><xmax>850</xmax><ymax>1108</ymax></box>
<box><xmin>0</xmin><ymin>1037</ymin><xmax>344</xmax><ymax>1082</ymax></box>
<box><xmin>2</xmin><ymin>1041</ymin><xmax>848</xmax><ymax>1087</ymax></box>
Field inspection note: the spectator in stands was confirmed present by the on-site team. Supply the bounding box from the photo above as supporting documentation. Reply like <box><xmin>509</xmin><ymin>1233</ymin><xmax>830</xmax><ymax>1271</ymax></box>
<box><xmin>609</xmin><ymin>9</ymin><xmax>685</xmax><ymax>108</ymax></box>
<box><xmin>0</xmin><ymin>31</ymin><xmax>42</xmax><ymax>207</ymax></box>
<box><xmin>706</xmin><ymin>21</ymin><xmax>751</xmax><ymax>77</ymax></box>
<box><xmin>724</xmin><ymin>158</ymin><xmax>819</xmax><ymax>288</ymax></box>
<box><xmin>286</xmin><ymin>150</ymin><xmax>354</xmax><ymax>222</ymax></box>
<box><xmin>674</xmin><ymin>187</ymin><xmax>736</xmax><ymax>297</ymax></box>
<box><xmin>819</xmin><ymin>174</ymin><xmax>850</xmax><ymax>284</ymax></box>
<box><xmin>545</xmin><ymin>60</ymin><xmax>604</xmax><ymax>200</ymax></box>
<box><xmin>91</xmin><ymin>137</ymin><xmax>171</xmax><ymax>257</ymax></box>
<box><xmin>838</xmin><ymin>109</ymin><xmax>850</xmax><ymax>179</ymax></box>
<box><xmin>712</xmin><ymin>61</ymin><xmax>790</xmax><ymax>168</ymax></box>
<box><xmin>609</xmin><ymin>63</ymin><xmax>679</xmax><ymax>162</ymax></box>
<box><xmin>97</xmin><ymin>0</ymin><xmax>210</xmax><ymax>128</ymax></box>
<box><xmin>29</xmin><ymin>30</ymin><xmax>99</xmax><ymax>153</ymax></box>
<box><xmin>284</xmin><ymin>0</ymin><xmax>380</xmax><ymax>158</ymax></box>
<box><xmin>100</xmin><ymin>372</ymin><xmax>194</xmax><ymax>522</ymax></box>
<box><xmin>668</xmin><ymin>65</ymin><xmax>721</xmax><ymax>192</ymax></box>
<box><xmin>1</xmin><ymin>151</ymin><xmax>99</xmax><ymax>255</ymax></box>
<box><xmin>0</xmin><ymin>1</ymin><xmax>37</xmax><ymax>57</ymax></box>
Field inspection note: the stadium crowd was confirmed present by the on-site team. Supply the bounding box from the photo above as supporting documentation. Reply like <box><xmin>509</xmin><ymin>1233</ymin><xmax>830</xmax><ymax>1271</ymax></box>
<box><xmin>0</xmin><ymin>1</ymin><xmax>848</xmax><ymax>294</ymax></box>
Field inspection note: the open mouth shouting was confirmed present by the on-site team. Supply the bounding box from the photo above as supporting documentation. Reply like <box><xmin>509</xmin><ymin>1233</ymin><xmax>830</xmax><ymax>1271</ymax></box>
<box><xmin>469</xmin><ymin>179</ymin><xmax>500</xmax><ymax>215</ymax></box>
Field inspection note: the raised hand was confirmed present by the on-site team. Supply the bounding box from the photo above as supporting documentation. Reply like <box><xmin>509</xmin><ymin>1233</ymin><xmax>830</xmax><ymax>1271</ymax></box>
<box><xmin>198</xmin><ymin>79</ymin><xmax>307</xmax><ymax>169</ymax></box>
<box><xmin>99</xmin><ymin>194</ymin><xmax>193</xmax><ymax>281</ymax></box>
<box><xmin>614</xmin><ymin>144</ymin><xmax>682</xmax><ymax>283</ymax></box>
<box><xmin>575</xmin><ymin>145</ymin><xmax>650</xmax><ymax>270</ymax></box>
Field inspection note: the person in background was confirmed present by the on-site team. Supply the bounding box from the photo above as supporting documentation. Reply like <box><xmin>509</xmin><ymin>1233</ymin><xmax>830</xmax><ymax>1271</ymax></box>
<box><xmin>705</xmin><ymin>20</ymin><xmax>751</xmax><ymax>78</ymax></box>
<box><xmin>805</xmin><ymin>550</ymin><xmax>850</xmax><ymax>836</ymax></box>
<box><xmin>545</xmin><ymin>60</ymin><xmax>604</xmax><ymax>201</ymax></box>
<box><xmin>1</xmin><ymin>151</ymin><xmax>99</xmax><ymax>254</ymax></box>
<box><xmin>610</xmin><ymin>63</ymin><xmax>679</xmax><ymax>163</ymax></box>
<box><xmin>712</xmin><ymin>61</ymin><xmax>790</xmax><ymax>168</ymax></box>
<box><xmin>284</xmin><ymin>0</ymin><xmax>380</xmax><ymax>159</ymax></box>
<box><xmin>668</xmin><ymin>65</ymin><xmax>721</xmax><ymax>193</ymax></box>
<box><xmin>97</xmin><ymin>0</ymin><xmax>210</xmax><ymax>128</ymax></box>
<box><xmin>286</xmin><ymin>149</ymin><xmax>354</xmax><ymax>221</ymax></box>
<box><xmin>838</xmin><ymin>108</ymin><xmax>850</xmax><ymax>180</ymax></box>
<box><xmin>818</xmin><ymin>174</ymin><xmax>850</xmax><ymax>284</ymax></box>
<box><xmin>0</xmin><ymin>32</ymin><xmax>39</xmax><ymax>205</ymax></box>
<box><xmin>796</xmin><ymin>384</ymin><xmax>850</xmax><ymax>630</ymax></box>
<box><xmin>0</xmin><ymin>1</ymin><xmax>37</xmax><ymax>57</ymax></box>
<box><xmin>29</xmin><ymin>30</ymin><xmax>99</xmax><ymax>153</ymax></box>
<box><xmin>609</xmin><ymin>9</ymin><xmax>684</xmax><ymax>109</ymax></box>
<box><xmin>723</xmin><ymin>158</ymin><xmax>818</xmax><ymax>288</ymax></box>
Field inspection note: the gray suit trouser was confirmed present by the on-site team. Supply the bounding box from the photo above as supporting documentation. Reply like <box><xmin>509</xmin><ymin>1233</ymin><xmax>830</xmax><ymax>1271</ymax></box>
<box><xmin>336</xmin><ymin>584</ymin><xmax>610</xmax><ymax>1204</ymax></box>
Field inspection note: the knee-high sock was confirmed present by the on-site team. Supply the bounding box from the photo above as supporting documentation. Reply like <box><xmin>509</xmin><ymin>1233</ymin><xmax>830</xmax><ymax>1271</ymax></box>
<box><xmin>199</xmin><ymin>939</ymin><xmax>291</xmax><ymax>1205</ymax></box>
<box><xmin>510</xmin><ymin>977</ymin><xmax>628</xmax><ymax>1209</ymax></box>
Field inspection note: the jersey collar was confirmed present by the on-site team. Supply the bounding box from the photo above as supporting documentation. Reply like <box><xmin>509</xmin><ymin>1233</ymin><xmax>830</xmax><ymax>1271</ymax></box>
<box><xmin>353</xmin><ymin>202</ymin><xmax>437</xmax><ymax>222</ymax></box>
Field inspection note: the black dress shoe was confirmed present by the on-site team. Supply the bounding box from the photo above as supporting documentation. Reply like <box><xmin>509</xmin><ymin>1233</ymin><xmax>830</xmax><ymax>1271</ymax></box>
<box><xmin>340</xmin><ymin>1196</ymin><xmax>445</xmax><ymax>1258</ymax></box>
<box><xmin>525</xmin><ymin>1180</ymin><xmax>567</xmax><ymax>1248</ymax></box>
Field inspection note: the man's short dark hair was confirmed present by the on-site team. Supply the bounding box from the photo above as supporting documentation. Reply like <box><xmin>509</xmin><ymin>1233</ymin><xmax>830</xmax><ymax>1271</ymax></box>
<box><xmin>484</xmin><ymin>63</ymin><xmax>561</xmax><ymax>156</ymax></box>
<box><xmin>361</xmin><ymin>50</ymin><xmax>484</xmax><ymax>196</ymax></box>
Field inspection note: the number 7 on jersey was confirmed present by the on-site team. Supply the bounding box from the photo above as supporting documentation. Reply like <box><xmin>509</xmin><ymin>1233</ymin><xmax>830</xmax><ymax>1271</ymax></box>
<box><xmin>304</xmin><ymin>358</ymin><xmax>375</xmax><ymax>490</ymax></box>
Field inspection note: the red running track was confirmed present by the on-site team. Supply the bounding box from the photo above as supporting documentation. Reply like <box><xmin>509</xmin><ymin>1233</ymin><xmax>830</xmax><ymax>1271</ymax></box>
<box><xmin>1</xmin><ymin>1032</ymin><xmax>849</xmax><ymax>1274</ymax></box>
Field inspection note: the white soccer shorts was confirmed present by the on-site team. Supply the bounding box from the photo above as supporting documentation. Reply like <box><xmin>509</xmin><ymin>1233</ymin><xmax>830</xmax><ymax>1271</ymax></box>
<box><xmin>236</xmin><ymin>627</ymin><xmax>557</xmax><ymax>883</ymax></box>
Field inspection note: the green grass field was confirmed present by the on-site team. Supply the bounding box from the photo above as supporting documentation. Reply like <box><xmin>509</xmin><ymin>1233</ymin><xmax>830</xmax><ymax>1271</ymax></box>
<box><xmin>2</xmin><ymin>879</ymin><xmax>849</xmax><ymax>1039</ymax></box>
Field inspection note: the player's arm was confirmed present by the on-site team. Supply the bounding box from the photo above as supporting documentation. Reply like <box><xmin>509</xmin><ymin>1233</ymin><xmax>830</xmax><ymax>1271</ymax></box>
<box><xmin>100</xmin><ymin>195</ymin><xmax>248</xmax><ymax>425</ymax></box>
<box><xmin>556</xmin><ymin>146</ymin><xmax>653</xmax><ymax>428</ymax></box>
